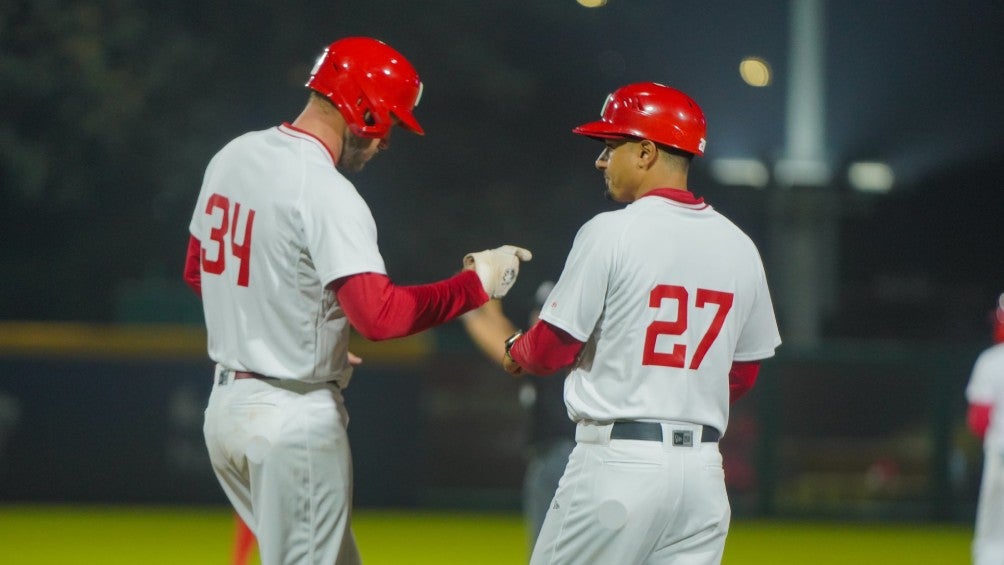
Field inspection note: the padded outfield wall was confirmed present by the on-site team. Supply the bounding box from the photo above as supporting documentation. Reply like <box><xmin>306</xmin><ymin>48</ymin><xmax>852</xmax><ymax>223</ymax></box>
<box><xmin>0</xmin><ymin>322</ymin><xmax>986</xmax><ymax>522</ymax></box>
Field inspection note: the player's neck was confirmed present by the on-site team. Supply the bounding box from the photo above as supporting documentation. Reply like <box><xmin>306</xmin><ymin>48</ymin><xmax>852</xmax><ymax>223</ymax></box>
<box><xmin>291</xmin><ymin>102</ymin><xmax>345</xmax><ymax>164</ymax></box>
<box><xmin>634</xmin><ymin>173</ymin><xmax>689</xmax><ymax>201</ymax></box>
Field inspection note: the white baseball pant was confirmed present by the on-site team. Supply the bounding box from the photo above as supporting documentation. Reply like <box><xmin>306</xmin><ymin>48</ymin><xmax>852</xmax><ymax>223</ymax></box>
<box><xmin>530</xmin><ymin>421</ymin><xmax>730</xmax><ymax>565</ymax></box>
<box><xmin>974</xmin><ymin>448</ymin><xmax>1004</xmax><ymax>565</ymax></box>
<box><xmin>204</xmin><ymin>365</ymin><xmax>360</xmax><ymax>565</ymax></box>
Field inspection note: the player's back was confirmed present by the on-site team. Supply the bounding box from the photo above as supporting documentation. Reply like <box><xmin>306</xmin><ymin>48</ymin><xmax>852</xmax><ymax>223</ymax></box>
<box><xmin>560</xmin><ymin>191</ymin><xmax>778</xmax><ymax>433</ymax></box>
<box><xmin>190</xmin><ymin>125</ymin><xmax>369</xmax><ymax>382</ymax></box>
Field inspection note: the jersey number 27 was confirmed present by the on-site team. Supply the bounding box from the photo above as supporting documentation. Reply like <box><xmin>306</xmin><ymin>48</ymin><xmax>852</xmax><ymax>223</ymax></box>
<box><xmin>642</xmin><ymin>284</ymin><xmax>734</xmax><ymax>370</ymax></box>
<box><xmin>201</xmin><ymin>193</ymin><xmax>256</xmax><ymax>287</ymax></box>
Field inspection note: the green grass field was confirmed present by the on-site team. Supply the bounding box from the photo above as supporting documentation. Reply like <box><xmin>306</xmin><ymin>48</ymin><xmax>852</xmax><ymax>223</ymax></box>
<box><xmin>0</xmin><ymin>505</ymin><xmax>973</xmax><ymax>564</ymax></box>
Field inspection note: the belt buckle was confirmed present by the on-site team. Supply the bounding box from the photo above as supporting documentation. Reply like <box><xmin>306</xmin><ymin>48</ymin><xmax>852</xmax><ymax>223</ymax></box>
<box><xmin>218</xmin><ymin>369</ymin><xmax>230</xmax><ymax>385</ymax></box>
<box><xmin>672</xmin><ymin>430</ymin><xmax>694</xmax><ymax>447</ymax></box>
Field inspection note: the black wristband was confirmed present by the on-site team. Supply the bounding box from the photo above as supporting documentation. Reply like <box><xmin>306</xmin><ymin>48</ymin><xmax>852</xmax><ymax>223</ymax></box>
<box><xmin>504</xmin><ymin>330</ymin><xmax>524</xmax><ymax>363</ymax></box>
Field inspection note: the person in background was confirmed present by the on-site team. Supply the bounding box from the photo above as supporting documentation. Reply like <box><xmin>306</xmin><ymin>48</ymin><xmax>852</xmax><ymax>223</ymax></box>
<box><xmin>965</xmin><ymin>293</ymin><xmax>1004</xmax><ymax>565</ymax></box>
<box><xmin>230</xmin><ymin>515</ymin><xmax>256</xmax><ymax>565</ymax></box>
<box><xmin>460</xmin><ymin>281</ymin><xmax>576</xmax><ymax>551</ymax></box>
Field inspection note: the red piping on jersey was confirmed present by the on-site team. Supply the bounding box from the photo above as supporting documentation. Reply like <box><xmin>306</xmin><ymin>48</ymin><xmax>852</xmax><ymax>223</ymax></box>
<box><xmin>509</xmin><ymin>320</ymin><xmax>584</xmax><ymax>376</ymax></box>
<box><xmin>641</xmin><ymin>188</ymin><xmax>709</xmax><ymax>209</ymax></box>
<box><xmin>278</xmin><ymin>122</ymin><xmax>339</xmax><ymax>166</ymax></box>
<box><xmin>332</xmin><ymin>271</ymin><xmax>488</xmax><ymax>341</ymax></box>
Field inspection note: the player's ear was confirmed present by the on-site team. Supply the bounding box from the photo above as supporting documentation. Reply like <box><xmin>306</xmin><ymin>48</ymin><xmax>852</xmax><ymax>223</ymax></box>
<box><xmin>638</xmin><ymin>139</ymin><xmax>659</xmax><ymax>168</ymax></box>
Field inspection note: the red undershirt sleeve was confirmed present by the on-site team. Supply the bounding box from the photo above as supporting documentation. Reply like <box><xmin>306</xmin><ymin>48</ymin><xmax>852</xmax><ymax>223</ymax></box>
<box><xmin>332</xmin><ymin>271</ymin><xmax>489</xmax><ymax>341</ymax></box>
<box><xmin>509</xmin><ymin>320</ymin><xmax>584</xmax><ymax>376</ymax></box>
<box><xmin>729</xmin><ymin>360</ymin><xmax>761</xmax><ymax>404</ymax></box>
<box><xmin>184</xmin><ymin>235</ymin><xmax>202</xmax><ymax>297</ymax></box>
<box><xmin>968</xmin><ymin>403</ymin><xmax>992</xmax><ymax>439</ymax></box>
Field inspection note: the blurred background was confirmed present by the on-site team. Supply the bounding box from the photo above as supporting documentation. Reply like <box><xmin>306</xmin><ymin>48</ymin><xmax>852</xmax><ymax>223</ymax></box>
<box><xmin>1</xmin><ymin>0</ymin><xmax>1002</xmax><ymax>528</ymax></box>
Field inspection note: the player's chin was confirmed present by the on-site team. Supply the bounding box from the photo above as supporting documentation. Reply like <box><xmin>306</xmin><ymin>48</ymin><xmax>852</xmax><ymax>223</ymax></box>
<box><xmin>603</xmin><ymin>188</ymin><xmax>632</xmax><ymax>204</ymax></box>
<box><xmin>340</xmin><ymin>155</ymin><xmax>372</xmax><ymax>173</ymax></box>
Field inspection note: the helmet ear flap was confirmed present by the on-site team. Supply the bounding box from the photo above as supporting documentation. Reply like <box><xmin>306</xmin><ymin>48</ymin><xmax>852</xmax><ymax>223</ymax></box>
<box><xmin>353</xmin><ymin>78</ymin><xmax>396</xmax><ymax>138</ymax></box>
<box><xmin>325</xmin><ymin>71</ymin><xmax>393</xmax><ymax>138</ymax></box>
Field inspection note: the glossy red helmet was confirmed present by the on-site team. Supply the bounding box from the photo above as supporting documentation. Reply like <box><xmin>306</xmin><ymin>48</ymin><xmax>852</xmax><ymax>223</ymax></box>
<box><xmin>306</xmin><ymin>37</ymin><xmax>424</xmax><ymax>139</ymax></box>
<box><xmin>573</xmin><ymin>82</ymin><xmax>707</xmax><ymax>156</ymax></box>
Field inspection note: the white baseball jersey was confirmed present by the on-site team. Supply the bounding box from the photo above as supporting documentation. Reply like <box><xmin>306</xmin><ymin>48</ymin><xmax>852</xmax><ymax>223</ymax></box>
<box><xmin>189</xmin><ymin>123</ymin><xmax>386</xmax><ymax>385</ymax></box>
<box><xmin>967</xmin><ymin>343</ymin><xmax>1004</xmax><ymax>454</ymax></box>
<box><xmin>539</xmin><ymin>191</ymin><xmax>781</xmax><ymax>434</ymax></box>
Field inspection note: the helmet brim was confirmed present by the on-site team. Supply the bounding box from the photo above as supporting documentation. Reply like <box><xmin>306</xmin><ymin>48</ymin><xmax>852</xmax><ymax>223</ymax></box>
<box><xmin>572</xmin><ymin>121</ymin><xmax>631</xmax><ymax>140</ymax></box>
<box><xmin>573</xmin><ymin>120</ymin><xmax>703</xmax><ymax>157</ymax></box>
<box><xmin>394</xmin><ymin>109</ymin><xmax>425</xmax><ymax>136</ymax></box>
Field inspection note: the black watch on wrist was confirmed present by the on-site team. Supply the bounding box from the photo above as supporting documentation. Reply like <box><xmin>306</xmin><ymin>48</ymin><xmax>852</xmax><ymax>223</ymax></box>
<box><xmin>504</xmin><ymin>330</ymin><xmax>524</xmax><ymax>363</ymax></box>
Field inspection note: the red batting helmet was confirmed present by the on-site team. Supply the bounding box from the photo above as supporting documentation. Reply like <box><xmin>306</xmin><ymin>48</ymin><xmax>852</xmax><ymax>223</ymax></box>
<box><xmin>306</xmin><ymin>37</ymin><xmax>424</xmax><ymax>139</ymax></box>
<box><xmin>573</xmin><ymin>82</ymin><xmax>707</xmax><ymax>156</ymax></box>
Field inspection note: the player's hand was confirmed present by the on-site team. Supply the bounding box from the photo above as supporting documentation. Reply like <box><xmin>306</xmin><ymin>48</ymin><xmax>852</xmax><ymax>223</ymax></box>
<box><xmin>348</xmin><ymin>351</ymin><xmax>363</xmax><ymax>366</ymax></box>
<box><xmin>502</xmin><ymin>351</ymin><xmax>524</xmax><ymax>375</ymax></box>
<box><xmin>463</xmin><ymin>245</ymin><xmax>532</xmax><ymax>299</ymax></box>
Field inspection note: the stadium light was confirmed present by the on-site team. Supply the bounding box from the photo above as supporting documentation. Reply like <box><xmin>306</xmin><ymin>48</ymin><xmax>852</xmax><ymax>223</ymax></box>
<box><xmin>773</xmin><ymin>158</ymin><xmax>832</xmax><ymax>187</ymax></box>
<box><xmin>710</xmin><ymin>158</ymin><xmax>770</xmax><ymax>188</ymax></box>
<box><xmin>847</xmin><ymin>161</ymin><xmax>894</xmax><ymax>193</ymax></box>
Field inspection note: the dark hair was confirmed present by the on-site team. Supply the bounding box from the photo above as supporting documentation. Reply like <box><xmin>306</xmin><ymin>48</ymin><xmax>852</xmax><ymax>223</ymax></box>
<box><xmin>658</xmin><ymin>144</ymin><xmax>695</xmax><ymax>161</ymax></box>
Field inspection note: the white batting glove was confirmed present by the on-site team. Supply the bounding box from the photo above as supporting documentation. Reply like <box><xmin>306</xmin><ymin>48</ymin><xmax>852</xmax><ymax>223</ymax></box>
<box><xmin>463</xmin><ymin>245</ymin><xmax>533</xmax><ymax>299</ymax></box>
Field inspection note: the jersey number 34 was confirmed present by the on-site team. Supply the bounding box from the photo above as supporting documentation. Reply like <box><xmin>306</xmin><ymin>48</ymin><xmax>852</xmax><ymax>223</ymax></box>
<box><xmin>642</xmin><ymin>284</ymin><xmax>734</xmax><ymax>370</ymax></box>
<box><xmin>201</xmin><ymin>193</ymin><xmax>256</xmax><ymax>287</ymax></box>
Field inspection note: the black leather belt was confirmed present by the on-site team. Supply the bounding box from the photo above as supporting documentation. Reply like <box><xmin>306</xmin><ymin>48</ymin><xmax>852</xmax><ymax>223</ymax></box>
<box><xmin>610</xmin><ymin>421</ymin><xmax>720</xmax><ymax>444</ymax></box>
<box><xmin>227</xmin><ymin>369</ymin><xmax>340</xmax><ymax>388</ymax></box>
<box><xmin>233</xmin><ymin>370</ymin><xmax>277</xmax><ymax>381</ymax></box>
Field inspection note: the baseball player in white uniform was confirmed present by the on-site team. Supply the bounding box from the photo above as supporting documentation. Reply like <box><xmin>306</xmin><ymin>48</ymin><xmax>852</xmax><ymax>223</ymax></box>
<box><xmin>501</xmin><ymin>82</ymin><xmax>781</xmax><ymax>565</ymax></box>
<box><xmin>183</xmin><ymin>37</ymin><xmax>530</xmax><ymax>565</ymax></box>
<box><xmin>966</xmin><ymin>293</ymin><xmax>1004</xmax><ymax>565</ymax></box>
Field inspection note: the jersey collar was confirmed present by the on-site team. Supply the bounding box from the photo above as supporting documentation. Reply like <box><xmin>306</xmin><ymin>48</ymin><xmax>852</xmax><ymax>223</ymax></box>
<box><xmin>641</xmin><ymin>188</ymin><xmax>708</xmax><ymax>209</ymax></box>
<box><xmin>278</xmin><ymin>122</ymin><xmax>339</xmax><ymax>166</ymax></box>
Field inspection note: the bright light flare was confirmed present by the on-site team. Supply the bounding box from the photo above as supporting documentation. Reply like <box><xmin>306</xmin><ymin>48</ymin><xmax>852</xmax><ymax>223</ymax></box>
<box><xmin>739</xmin><ymin>57</ymin><xmax>771</xmax><ymax>87</ymax></box>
